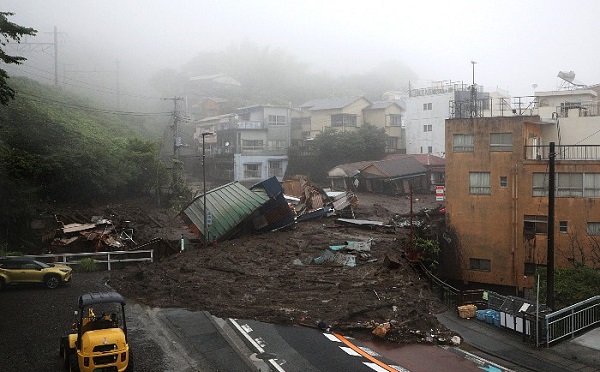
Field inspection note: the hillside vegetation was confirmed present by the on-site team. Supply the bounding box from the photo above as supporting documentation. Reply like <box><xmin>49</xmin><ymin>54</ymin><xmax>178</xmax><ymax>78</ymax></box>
<box><xmin>0</xmin><ymin>78</ymin><xmax>167</xmax><ymax>246</ymax></box>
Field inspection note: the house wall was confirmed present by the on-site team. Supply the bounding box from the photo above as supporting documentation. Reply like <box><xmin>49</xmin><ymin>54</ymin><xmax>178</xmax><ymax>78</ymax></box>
<box><xmin>307</xmin><ymin>98</ymin><xmax>371</xmax><ymax>138</ymax></box>
<box><xmin>264</xmin><ymin>106</ymin><xmax>291</xmax><ymax>147</ymax></box>
<box><xmin>234</xmin><ymin>154</ymin><xmax>288</xmax><ymax>183</ymax></box>
<box><xmin>405</xmin><ymin>92</ymin><xmax>453</xmax><ymax>157</ymax></box>
<box><xmin>541</xmin><ymin>113</ymin><xmax>600</xmax><ymax>146</ymax></box>
<box><xmin>364</xmin><ymin>105</ymin><xmax>406</xmax><ymax>152</ymax></box>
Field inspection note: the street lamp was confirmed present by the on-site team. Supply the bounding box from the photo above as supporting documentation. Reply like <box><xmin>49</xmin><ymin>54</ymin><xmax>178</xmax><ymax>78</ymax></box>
<box><xmin>201</xmin><ymin>131</ymin><xmax>215</xmax><ymax>248</ymax></box>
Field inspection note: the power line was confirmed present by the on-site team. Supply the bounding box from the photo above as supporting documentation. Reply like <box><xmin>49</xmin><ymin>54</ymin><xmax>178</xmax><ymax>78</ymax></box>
<box><xmin>20</xmin><ymin>92</ymin><xmax>171</xmax><ymax>117</ymax></box>
<box><xmin>6</xmin><ymin>63</ymin><xmax>163</xmax><ymax>101</ymax></box>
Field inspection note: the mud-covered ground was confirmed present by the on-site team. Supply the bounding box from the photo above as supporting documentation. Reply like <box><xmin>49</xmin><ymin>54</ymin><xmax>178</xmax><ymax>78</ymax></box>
<box><xmin>100</xmin><ymin>192</ymin><xmax>457</xmax><ymax>344</ymax></box>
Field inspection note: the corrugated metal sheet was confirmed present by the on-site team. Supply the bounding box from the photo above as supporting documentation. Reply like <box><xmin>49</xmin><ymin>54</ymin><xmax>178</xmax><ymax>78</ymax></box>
<box><xmin>180</xmin><ymin>182</ymin><xmax>268</xmax><ymax>242</ymax></box>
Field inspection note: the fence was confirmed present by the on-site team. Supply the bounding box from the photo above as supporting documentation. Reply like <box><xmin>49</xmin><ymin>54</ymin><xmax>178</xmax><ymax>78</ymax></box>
<box><xmin>13</xmin><ymin>250</ymin><xmax>154</xmax><ymax>271</ymax></box>
<box><xmin>419</xmin><ymin>262</ymin><xmax>460</xmax><ymax>307</ymax></box>
<box><xmin>544</xmin><ymin>295</ymin><xmax>600</xmax><ymax>346</ymax></box>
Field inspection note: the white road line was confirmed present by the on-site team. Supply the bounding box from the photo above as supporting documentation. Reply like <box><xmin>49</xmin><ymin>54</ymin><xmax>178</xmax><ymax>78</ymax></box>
<box><xmin>323</xmin><ymin>333</ymin><xmax>341</xmax><ymax>342</ymax></box>
<box><xmin>229</xmin><ymin>319</ymin><xmax>265</xmax><ymax>353</ymax></box>
<box><xmin>229</xmin><ymin>319</ymin><xmax>286</xmax><ymax>372</ymax></box>
<box><xmin>340</xmin><ymin>346</ymin><xmax>362</xmax><ymax>356</ymax></box>
<box><xmin>439</xmin><ymin>346</ymin><xmax>514</xmax><ymax>372</ymax></box>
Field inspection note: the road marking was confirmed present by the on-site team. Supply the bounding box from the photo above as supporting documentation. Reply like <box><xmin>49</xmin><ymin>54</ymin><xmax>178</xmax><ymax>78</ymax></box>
<box><xmin>340</xmin><ymin>346</ymin><xmax>362</xmax><ymax>356</ymax></box>
<box><xmin>323</xmin><ymin>333</ymin><xmax>342</xmax><ymax>342</ymax></box>
<box><xmin>332</xmin><ymin>333</ymin><xmax>407</xmax><ymax>372</ymax></box>
<box><xmin>439</xmin><ymin>346</ymin><xmax>514</xmax><ymax>372</ymax></box>
<box><xmin>229</xmin><ymin>319</ymin><xmax>286</xmax><ymax>372</ymax></box>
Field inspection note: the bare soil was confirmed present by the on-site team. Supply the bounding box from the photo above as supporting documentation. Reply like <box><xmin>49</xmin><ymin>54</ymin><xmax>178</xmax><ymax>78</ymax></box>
<box><xmin>100</xmin><ymin>192</ymin><xmax>457</xmax><ymax>344</ymax></box>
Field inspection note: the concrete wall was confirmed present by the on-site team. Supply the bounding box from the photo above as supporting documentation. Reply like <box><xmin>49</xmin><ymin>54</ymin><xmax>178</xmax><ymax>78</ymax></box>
<box><xmin>405</xmin><ymin>92</ymin><xmax>453</xmax><ymax>156</ymax></box>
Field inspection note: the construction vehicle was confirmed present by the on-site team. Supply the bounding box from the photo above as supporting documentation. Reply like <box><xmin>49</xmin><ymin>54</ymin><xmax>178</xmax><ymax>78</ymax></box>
<box><xmin>59</xmin><ymin>291</ymin><xmax>133</xmax><ymax>372</ymax></box>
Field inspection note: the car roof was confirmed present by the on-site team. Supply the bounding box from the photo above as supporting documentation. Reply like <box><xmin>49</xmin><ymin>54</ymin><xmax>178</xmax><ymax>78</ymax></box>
<box><xmin>78</xmin><ymin>291</ymin><xmax>126</xmax><ymax>308</ymax></box>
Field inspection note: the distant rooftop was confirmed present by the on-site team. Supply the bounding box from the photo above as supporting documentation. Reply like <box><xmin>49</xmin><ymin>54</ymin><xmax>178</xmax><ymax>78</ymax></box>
<box><xmin>299</xmin><ymin>96</ymin><xmax>369</xmax><ymax>111</ymax></box>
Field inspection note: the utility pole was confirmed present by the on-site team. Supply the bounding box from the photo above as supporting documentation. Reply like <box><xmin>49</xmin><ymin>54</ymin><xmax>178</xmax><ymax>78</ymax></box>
<box><xmin>547</xmin><ymin>142</ymin><xmax>556</xmax><ymax>310</ymax></box>
<box><xmin>53</xmin><ymin>26</ymin><xmax>58</xmax><ymax>86</ymax></box>
<box><xmin>8</xmin><ymin>26</ymin><xmax>64</xmax><ymax>86</ymax></box>
<box><xmin>162</xmin><ymin>97</ymin><xmax>184</xmax><ymax>157</ymax></box>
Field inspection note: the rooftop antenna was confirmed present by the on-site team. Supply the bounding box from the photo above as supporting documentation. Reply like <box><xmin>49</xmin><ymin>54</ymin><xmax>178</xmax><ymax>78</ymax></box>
<box><xmin>470</xmin><ymin>61</ymin><xmax>477</xmax><ymax>118</ymax></box>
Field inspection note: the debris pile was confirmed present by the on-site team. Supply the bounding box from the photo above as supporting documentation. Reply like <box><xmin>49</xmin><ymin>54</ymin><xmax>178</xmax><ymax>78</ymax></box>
<box><xmin>109</xmin><ymin>191</ymin><xmax>454</xmax><ymax>345</ymax></box>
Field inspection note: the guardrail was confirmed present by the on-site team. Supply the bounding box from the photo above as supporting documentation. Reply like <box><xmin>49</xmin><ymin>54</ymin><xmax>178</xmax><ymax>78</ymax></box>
<box><xmin>545</xmin><ymin>295</ymin><xmax>600</xmax><ymax>346</ymax></box>
<box><xmin>12</xmin><ymin>250</ymin><xmax>154</xmax><ymax>271</ymax></box>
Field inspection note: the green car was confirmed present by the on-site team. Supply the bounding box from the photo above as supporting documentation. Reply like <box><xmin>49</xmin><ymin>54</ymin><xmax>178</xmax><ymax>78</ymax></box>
<box><xmin>0</xmin><ymin>257</ymin><xmax>72</xmax><ymax>289</ymax></box>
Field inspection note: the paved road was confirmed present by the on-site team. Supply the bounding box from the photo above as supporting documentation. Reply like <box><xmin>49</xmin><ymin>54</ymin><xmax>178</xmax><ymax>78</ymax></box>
<box><xmin>0</xmin><ymin>271</ymin><xmax>252</xmax><ymax>372</ymax></box>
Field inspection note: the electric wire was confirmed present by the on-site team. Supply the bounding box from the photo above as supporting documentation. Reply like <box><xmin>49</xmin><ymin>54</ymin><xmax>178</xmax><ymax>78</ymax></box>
<box><xmin>19</xmin><ymin>91</ymin><xmax>171</xmax><ymax>117</ymax></box>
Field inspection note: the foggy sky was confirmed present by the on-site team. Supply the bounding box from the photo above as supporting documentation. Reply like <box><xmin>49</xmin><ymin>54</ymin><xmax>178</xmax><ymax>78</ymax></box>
<box><xmin>3</xmin><ymin>0</ymin><xmax>600</xmax><ymax>99</ymax></box>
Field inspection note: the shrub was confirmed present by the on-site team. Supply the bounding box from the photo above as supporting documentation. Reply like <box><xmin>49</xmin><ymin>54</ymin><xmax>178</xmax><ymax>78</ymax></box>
<box><xmin>78</xmin><ymin>257</ymin><xmax>100</xmax><ymax>272</ymax></box>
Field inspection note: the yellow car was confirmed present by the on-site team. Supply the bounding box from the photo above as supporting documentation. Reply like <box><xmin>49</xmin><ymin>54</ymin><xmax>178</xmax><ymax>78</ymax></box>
<box><xmin>0</xmin><ymin>257</ymin><xmax>72</xmax><ymax>289</ymax></box>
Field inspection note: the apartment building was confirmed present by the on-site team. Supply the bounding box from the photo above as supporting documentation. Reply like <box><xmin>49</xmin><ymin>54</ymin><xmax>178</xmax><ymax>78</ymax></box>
<box><xmin>195</xmin><ymin>105</ymin><xmax>291</xmax><ymax>184</ymax></box>
<box><xmin>445</xmin><ymin>103</ymin><xmax>600</xmax><ymax>292</ymax></box>
<box><xmin>404</xmin><ymin>81</ymin><xmax>499</xmax><ymax>157</ymax></box>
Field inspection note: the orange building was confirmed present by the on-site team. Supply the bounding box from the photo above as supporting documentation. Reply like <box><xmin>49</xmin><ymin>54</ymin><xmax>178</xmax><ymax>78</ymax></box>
<box><xmin>445</xmin><ymin>115</ymin><xmax>600</xmax><ymax>292</ymax></box>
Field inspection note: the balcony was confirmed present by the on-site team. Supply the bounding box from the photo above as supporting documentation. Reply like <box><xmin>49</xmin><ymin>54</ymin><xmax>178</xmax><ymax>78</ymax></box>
<box><xmin>218</xmin><ymin>120</ymin><xmax>265</xmax><ymax>130</ymax></box>
<box><xmin>525</xmin><ymin>145</ymin><xmax>600</xmax><ymax>161</ymax></box>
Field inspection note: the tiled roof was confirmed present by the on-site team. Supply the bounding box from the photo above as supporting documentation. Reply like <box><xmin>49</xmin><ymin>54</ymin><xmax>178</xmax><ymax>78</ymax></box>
<box><xmin>385</xmin><ymin>153</ymin><xmax>445</xmax><ymax>167</ymax></box>
<box><xmin>299</xmin><ymin>96</ymin><xmax>368</xmax><ymax>111</ymax></box>
<box><xmin>365</xmin><ymin>157</ymin><xmax>428</xmax><ymax>178</ymax></box>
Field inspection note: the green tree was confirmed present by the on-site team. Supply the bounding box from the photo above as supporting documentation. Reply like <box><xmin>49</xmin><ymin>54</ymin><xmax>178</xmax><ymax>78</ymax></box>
<box><xmin>0</xmin><ymin>12</ymin><xmax>36</xmax><ymax>105</ymax></box>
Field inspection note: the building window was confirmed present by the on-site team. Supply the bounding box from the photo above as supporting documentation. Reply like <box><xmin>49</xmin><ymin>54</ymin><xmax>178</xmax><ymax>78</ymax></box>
<box><xmin>243</xmin><ymin>163</ymin><xmax>261</xmax><ymax>179</ymax></box>
<box><xmin>268</xmin><ymin>160</ymin><xmax>283</xmax><ymax>177</ymax></box>
<box><xmin>559</xmin><ymin>221</ymin><xmax>568</xmax><ymax>234</ymax></box>
<box><xmin>331</xmin><ymin>114</ymin><xmax>357</xmax><ymax>127</ymax></box>
<box><xmin>469</xmin><ymin>172</ymin><xmax>491</xmax><ymax>194</ymax></box>
<box><xmin>389</xmin><ymin>114</ymin><xmax>402</xmax><ymax>126</ymax></box>
<box><xmin>524</xmin><ymin>215</ymin><xmax>548</xmax><ymax>236</ymax></box>
<box><xmin>587</xmin><ymin>222</ymin><xmax>600</xmax><ymax>236</ymax></box>
<box><xmin>268</xmin><ymin>140</ymin><xmax>287</xmax><ymax>150</ymax></box>
<box><xmin>452</xmin><ymin>134</ymin><xmax>474</xmax><ymax>152</ymax></box>
<box><xmin>490</xmin><ymin>133</ymin><xmax>513</xmax><ymax>152</ymax></box>
<box><xmin>423</xmin><ymin>102</ymin><xmax>432</xmax><ymax>111</ymax></box>
<box><xmin>524</xmin><ymin>263</ymin><xmax>536</xmax><ymax>276</ymax></box>
<box><xmin>532</xmin><ymin>173</ymin><xmax>549</xmax><ymax>196</ymax></box>
<box><xmin>469</xmin><ymin>258</ymin><xmax>491</xmax><ymax>271</ymax></box>
<box><xmin>241</xmin><ymin>140</ymin><xmax>264</xmax><ymax>151</ymax></box>
<box><xmin>500</xmin><ymin>176</ymin><xmax>508</xmax><ymax>188</ymax></box>
<box><xmin>584</xmin><ymin>173</ymin><xmax>600</xmax><ymax>197</ymax></box>
<box><xmin>423</xmin><ymin>124</ymin><xmax>432</xmax><ymax>132</ymax></box>
<box><xmin>557</xmin><ymin>173</ymin><xmax>583</xmax><ymax>197</ymax></box>
<box><xmin>386</xmin><ymin>137</ymin><xmax>398</xmax><ymax>149</ymax></box>
<box><xmin>267</xmin><ymin>115</ymin><xmax>286</xmax><ymax>126</ymax></box>
<box><xmin>427</xmin><ymin>146</ymin><xmax>433</xmax><ymax>153</ymax></box>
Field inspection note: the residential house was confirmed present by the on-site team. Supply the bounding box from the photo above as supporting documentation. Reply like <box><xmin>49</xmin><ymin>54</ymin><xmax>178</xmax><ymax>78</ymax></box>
<box><xmin>327</xmin><ymin>156</ymin><xmax>429</xmax><ymax>195</ymax></box>
<box><xmin>196</xmin><ymin>105</ymin><xmax>291</xmax><ymax>185</ymax></box>
<box><xmin>445</xmin><ymin>107</ymin><xmax>600</xmax><ymax>294</ymax></box>
<box><xmin>384</xmin><ymin>153</ymin><xmax>445</xmax><ymax>192</ymax></box>
<box><xmin>363</xmin><ymin>101</ymin><xmax>406</xmax><ymax>153</ymax></box>
<box><xmin>292</xmin><ymin>96</ymin><xmax>372</xmax><ymax>143</ymax></box>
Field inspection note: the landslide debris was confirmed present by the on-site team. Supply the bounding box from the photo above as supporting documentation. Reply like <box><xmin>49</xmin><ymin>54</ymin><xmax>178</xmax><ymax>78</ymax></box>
<box><xmin>108</xmin><ymin>193</ymin><xmax>457</xmax><ymax>344</ymax></box>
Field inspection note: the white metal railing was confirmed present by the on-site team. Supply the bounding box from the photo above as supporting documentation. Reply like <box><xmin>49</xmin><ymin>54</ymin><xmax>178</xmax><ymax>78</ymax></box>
<box><xmin>12</xmin><ymin>250</ymin><xmax>154</xmax><ymax>271</ymax></box>
<box><xmin>545</xmin><ymin>295</ymin><xmax>600</xmax><ymax>346</ymax></box>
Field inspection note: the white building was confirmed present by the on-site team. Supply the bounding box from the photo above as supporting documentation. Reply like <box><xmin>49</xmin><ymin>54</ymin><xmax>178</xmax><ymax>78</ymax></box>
<box><xmin>404</xmin><ymin>81</ymin><xmax>509</xmax><ymax>157</ymax></box>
